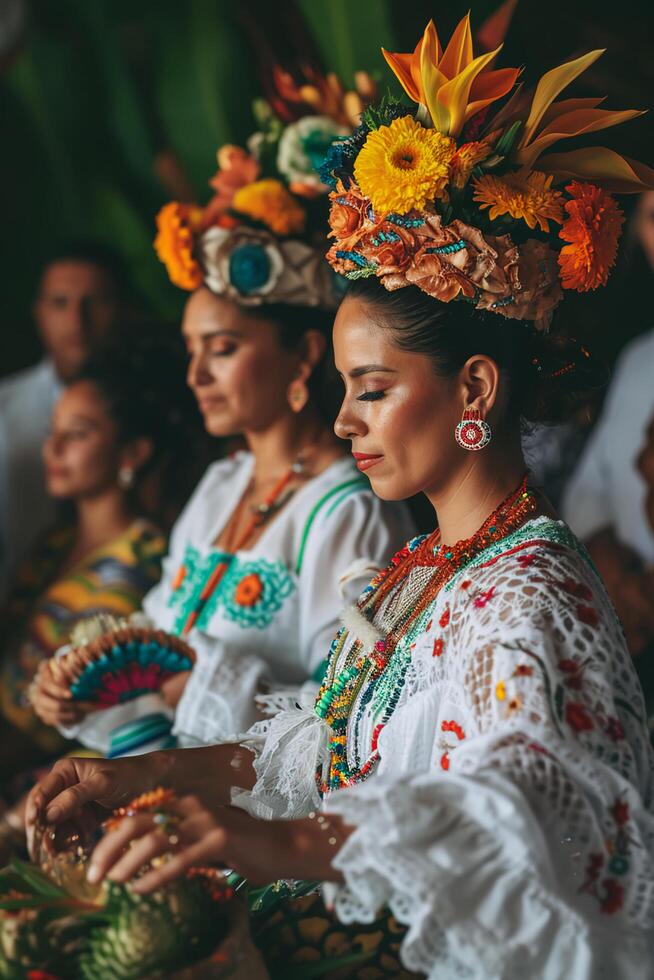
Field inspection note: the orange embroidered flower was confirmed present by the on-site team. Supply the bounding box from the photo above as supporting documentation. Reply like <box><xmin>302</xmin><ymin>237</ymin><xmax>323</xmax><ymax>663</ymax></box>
<box><xmin>558</xmin><ymin>182</ymin><xmax>624</xmax><ymax>292</ymax></box>
<box><xmin>440</xmin><ymin>751</ymin><xmax>450</xmax><ymax>770</ymax></box>
<box><xmin>439</xmin><ymin>608</ymin><xmax>450</xmax><ymax>628</ymax></box>
<box><xmin>154</xmin><ymin>202</ymin><xmax>204</xmax><ymax>290</ymax></box>
<box><xmin>473</xmin><ymin>170</ymin><xmax>565</xmax><ymax>232</ymax></box>
<box><xmin>234</xmin><ymin>573</ymin><xmax>264</xmax><ymax>607</ymax></box>
<box><xmin>449</xmin><ymin>140</ymin><xmax>493</xmax><ymax>188</ymax></box>
<box><xmin>232</xmin><ymin>179</ymin><xmax>306</xmax><ymax>236</ymax></box>
<box><xmin>328</xmin><ymin>181</ymin><xmax>370</xmax><ymax>241</ymax></box>
<box><xmin>441</xmin><ymin>719</ymin><xmax>465</xmax><ymax>740</ymax></box>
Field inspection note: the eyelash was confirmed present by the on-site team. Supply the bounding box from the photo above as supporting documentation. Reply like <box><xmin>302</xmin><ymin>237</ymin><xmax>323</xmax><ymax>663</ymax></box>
<box><xmin>357</xmin><ymin>390</ymin><xmax>386</xmax><ymax>402</ymax></box>
<box><xmin>212</xmin><ymin>347</ymin><xmax>236</xmax><ymax>358</ymax></box>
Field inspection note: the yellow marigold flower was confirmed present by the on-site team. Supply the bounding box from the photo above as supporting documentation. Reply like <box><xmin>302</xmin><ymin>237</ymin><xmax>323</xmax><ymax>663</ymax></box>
<box><xmin>154</xmin><ymin>202</ymin><xmax>204</xmax><ymax>291</ymax></box>
<box><xmin>232</xmin><ymin>179</ymin><xmax>306</xmax><ymax>236</ymax></box>
<box><xmin>354</xmin><ymin>115</ymin><xmax>455</xmax><ymax>216</ymax></box>
<box><xmin>449</xmin><ymin>140</ymin><xmax>493</xmax><ymax>189</ymax></box>
<box><xmin>473</xmin><ymin>171</ymin><xmax>565</xmax><ymax>233</ymax></box>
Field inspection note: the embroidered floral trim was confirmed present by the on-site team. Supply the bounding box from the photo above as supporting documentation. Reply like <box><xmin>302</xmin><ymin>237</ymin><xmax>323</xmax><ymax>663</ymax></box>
<box><xmin>168</xmin><ymin>546</ymin><xmax>295</xmax><ymax>632</ymax></box>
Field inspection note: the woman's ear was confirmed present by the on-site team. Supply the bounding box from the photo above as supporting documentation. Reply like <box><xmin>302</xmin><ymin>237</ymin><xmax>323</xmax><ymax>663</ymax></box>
<box><xmin>294</xmin><ymin>329</ymin><xmax>327</xmax><ymax>384</ymax></box>
<box><xmin>120</xmin><ymin>436</ymin><xmax>154</xmax><ymax>477</ymax></box>
<box><xmin>459</xmin><ymin>355</ymin><xmax>501</xmax><ymax>418</ymax></box>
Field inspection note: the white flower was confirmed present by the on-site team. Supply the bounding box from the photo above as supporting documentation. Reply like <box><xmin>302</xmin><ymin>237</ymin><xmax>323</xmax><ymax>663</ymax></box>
<box><xmin>277</xmin><ymin>115</ymin><xmax>349</xmax><ymax>191</ymax></box>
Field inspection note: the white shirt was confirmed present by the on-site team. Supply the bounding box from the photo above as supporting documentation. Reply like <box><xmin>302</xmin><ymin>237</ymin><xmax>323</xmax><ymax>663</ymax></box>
<box><xmin>0</xmin><ymin>359</ymin><xmax>62</xmax><ymax>601</ymax></box>
<box><xmin>562</xmin><ymin>329</ymin><xmax>654</xmax><ymax>565</ymax></box>
<box><xmin>68</xmin><ymin>452</ymin><xmax>415</xmax><ymax>751</ymax></box>
<box><xmin>240</xmin><ymin>517</ymin><xmax>654</xmax><ymax>978</ymax></box>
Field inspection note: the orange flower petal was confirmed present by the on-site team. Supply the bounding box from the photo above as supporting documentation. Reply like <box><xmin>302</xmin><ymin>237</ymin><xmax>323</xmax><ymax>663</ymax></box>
<box><xmin>539</xmin><ymin>147</ymin><xmax>654</xmax><ymax>193</ymax></box>
<box><xmin>521</xmin><ymin>49</ymin><xmax>605</xmax><ymax>146</ymax></box>
<box><xmin>518</xmin><ymin>108</ymin><xmax>645</xmax><ymax>167</ymax></box>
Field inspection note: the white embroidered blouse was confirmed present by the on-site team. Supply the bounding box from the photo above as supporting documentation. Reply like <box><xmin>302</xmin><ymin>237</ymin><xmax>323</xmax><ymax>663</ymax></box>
<box><xmin>64</xmin><ymin>452</ymin><xmax>414</xmax><ymax>753</ymax></box>
<box><xmin>239</xmin><ymin>516</ymin><xmax>654</xmax><ymax>979</ymax></box>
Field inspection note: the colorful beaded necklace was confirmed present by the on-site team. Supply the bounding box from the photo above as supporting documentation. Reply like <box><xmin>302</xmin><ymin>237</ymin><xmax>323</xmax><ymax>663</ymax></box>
<box><xmin>316</xmin><ymin>475</ymin><xmax>537</xmax><ymax>793</ymax></box>
<box><xmin>172</xmin><ymin>456</ymin><xmax>306</xmax><ymax>636</ymax></box>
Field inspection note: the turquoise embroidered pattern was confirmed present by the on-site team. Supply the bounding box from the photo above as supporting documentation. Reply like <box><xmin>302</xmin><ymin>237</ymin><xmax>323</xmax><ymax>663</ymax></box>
<box><xmin>168</xmin><ymin>546</ymin><xmax>296</xmax><ymax>633</ymax></box>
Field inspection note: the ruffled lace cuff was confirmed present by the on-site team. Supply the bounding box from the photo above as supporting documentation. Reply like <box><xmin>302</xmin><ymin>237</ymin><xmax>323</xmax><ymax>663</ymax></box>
<box><xmin>173</xmin><ymin>635</ymin><xmax>270</xmax><ymax>746</ymax></box>
<box><xmin>325</xmin><ymin>773</ymin><xmax>630</xmax><ymax>979</ymax></box>
<box><xmin>232</xmin><ymin>702</ymin><xmax>328</xmax><ymax>820</ymax></box>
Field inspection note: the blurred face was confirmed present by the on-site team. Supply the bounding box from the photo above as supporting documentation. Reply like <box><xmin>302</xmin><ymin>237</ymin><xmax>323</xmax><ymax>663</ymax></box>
<box><xmin>635</xmin><ymin>191</ymin><xmax>654</xmax><ymax>271</ymax></box>
<box><xmin>636</xmin><ymin>414</ymin><xmax>654</xmax><ymax>532</ymax></box>
<box><xmin>333</xmin><ymin>296</ymin><xmax>462</xmax><ymax>500</ymax></box>
<box><xmin>43</xmin><ymin>381</ymin><xmax>123</xmax><ymax>499</ymax></box>
<box><xmin>183</xmin><ymin>288</ymin><xmax>301</xmax><ymax>437</ymax></box>
<box><xmin>35</xmin><ymin>261</ymin><xmax>118</xmax><ymax>381</ymax></box>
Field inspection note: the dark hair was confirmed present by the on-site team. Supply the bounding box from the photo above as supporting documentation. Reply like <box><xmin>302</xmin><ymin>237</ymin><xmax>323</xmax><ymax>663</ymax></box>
<box><xmin>74</xmin><ymin>328</ymin><xmax>216</xmax><ymax>523</ymax></box>
<box><xmin>346</xmin><ymin>278</ymin><xmax>606</xmax><ymax>425</ymax></box>
<box><xmin>249</xmin><ymin>302</ymin><xmax>341</xmax><ymax>425</ymax></box>
<box><xmin>37</xmin><ymin>240</ymin><xmax>128</xmax><ymax>298</ymax></box>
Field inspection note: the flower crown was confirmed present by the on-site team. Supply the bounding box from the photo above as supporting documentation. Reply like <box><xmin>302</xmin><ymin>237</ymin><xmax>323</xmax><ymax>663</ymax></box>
<box><xmin>155</xmin><ymin>71</ymin><xmax>377</xmax><ymax>309</ymax></box>
<box><xmin>323</xmin><ymin>15</ymin><xmax>654</xmax><ymax>330</ymax></box>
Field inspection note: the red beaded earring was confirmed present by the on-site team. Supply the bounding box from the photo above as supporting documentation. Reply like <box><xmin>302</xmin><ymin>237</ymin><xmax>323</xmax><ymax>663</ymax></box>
<box><xmin>455</xmin><ymin>408</ymin><xmax>492</xmax><ymax>451</ymax></box>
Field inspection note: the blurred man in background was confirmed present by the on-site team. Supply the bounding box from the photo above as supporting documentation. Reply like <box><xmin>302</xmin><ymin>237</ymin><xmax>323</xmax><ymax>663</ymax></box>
<box><xmin>0</xmin><ymin>243</ymin><xmax>123</xmax><ymax>601</ymax></box>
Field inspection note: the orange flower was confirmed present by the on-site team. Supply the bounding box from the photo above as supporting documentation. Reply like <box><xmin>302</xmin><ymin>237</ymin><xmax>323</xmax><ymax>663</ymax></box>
<box><xmin>473</xmin><ymin>171</ymin><xmax>565</xmax><ymax>232</ymax></box>
<box><xmin>204</xmin><ymin>145</ymin><xmax>260</xmax><ymax>226</ymax></box>
<box><xmin>234</xmin><ymin>573</ymin><xmax>264</xmax><ymax>607</ymax></box>
<box><xmin>232</xmin><ymin>179</ymin><xmax>306</xmax><ymax>236</ymax></box>
<box><xmin>558</xmin><ymin>181</ymin><xmax>624</xmax><ymax>291</ymax></box>
<box><xmin>382</xmin><ymin>15</ymin><xmax>519</xmax><ymax>136</ymax></box>
<box><xmin>154</xmin><ymin>202</ymin><xmax>204</xmax><ymax>290</ymax></box>
<box><xmin>449</xmin><ymin>140</ymin><xmax>493</xmax><ymax>188</ymax></box>
<box><xmin>328</xmin><ymin>181</ymin><xmax>370</xmax><ymax>241</ymax></box>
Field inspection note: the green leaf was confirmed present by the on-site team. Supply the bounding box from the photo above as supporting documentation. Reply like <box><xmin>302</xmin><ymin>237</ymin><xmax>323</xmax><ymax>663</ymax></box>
<box><xmin>8</xmin><ymin>858</ymin><xmax>68</xmax><ymax>899</ymax></box>
<box><xmin>494</xmin><ymin>120</ymin><xmax>523</xmax><ymax>160</ymax></box>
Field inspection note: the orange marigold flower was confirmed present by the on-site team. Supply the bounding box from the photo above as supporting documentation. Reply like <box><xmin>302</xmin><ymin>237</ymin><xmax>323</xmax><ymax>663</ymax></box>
<box><xmin>473</xmin><ymin>170</ymin><xmax>565</xmax><ymax>232</ymax></box>
<box><xmin>154</xmin><ymin>202</ymin><xmax>204</xmax><ymax>290</ymax></box>
<box><xmin>232</xmin><ymin>179</ymin><xmax>306</xmax><ymax>237</ymax></box>
<box><xmin>234</xmin><ymin>573</ymin><xmax>264</xmax><ymax>607</ymax></box>
<box><xmin>449</xmin><ymin>140</ymin><xmax>493</xmax><ymax>189</ymax></box>
<box><xmin>558</xmin><ymin>182</ymin><xmax>624</xmax><ymax>292</ymax></box>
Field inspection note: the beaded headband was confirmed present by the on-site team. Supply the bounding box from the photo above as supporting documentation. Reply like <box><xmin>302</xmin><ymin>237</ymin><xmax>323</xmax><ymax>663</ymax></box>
<box><xmin>154</xmin><ymin>71</ymin><xmax>378</xmax><ymax>310</ymax></box>
<box><xmin>322</xmin><ymin>14</ymin><xmax>654</xmax><ymax>331</ymax></box>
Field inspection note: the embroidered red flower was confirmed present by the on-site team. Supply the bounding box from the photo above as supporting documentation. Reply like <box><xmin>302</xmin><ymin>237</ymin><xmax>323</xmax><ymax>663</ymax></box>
<box><xmin>561</xmin><ymin>577</ymin><xmax>593</xmax><ymax>601</ymax></box>
<box><xmin>612</xmin><ymin>798</ymin><xmax>630</xmax><ymax>826</ymax></box>
<box><xmin>440</xmin><ymin>751</ymin><xmax>450</xmax><ymax>770</ymax></box>
<box><xmin>439</xmin><ymin>607</ymin><xmax>450</xmax><ymax>628</ymax></box>
<box><xmin>432</xmin><ymin>638</ymin><xmax>444</xmax><ymax>657</ymax></box>
<box><xmin>516</xmin><ymin>553</ymin><xmax>536</xmax><ymax>568</ymax></box>
<box><xmin>599</xmin><ymin>878</ymin><xmax>625</xmax><ymax>915</ymax></box>
<box><xmin>441</xmin><ymin>719</ymin><xmax>465</xmax><ymax>740</ymax></box>
<box><xmin>473</xmin><ymin>586</ymin><xmax>496</xmax><ymax>608</ymax></box>
<box><xmin>460</xmin><ymin>579</ymin><xmax>472</xmax><ymax>590</ymax></box>
<box><xmin>559</xmin><ymin>659</ymin><xmax>578</xmax><ymax>673</ymax></box>
<box><xmin>606</xmin><ymin>716</ymin><xmax>625</xmax><ymax>742</ymax></box>
<box><xmin>577</xmin><ymin>604</ymin><xmax>599</xmax><ymax>628</ymax></box>
<box><xmin>513</xmin><ymin>664</ymin><xmax>534</xmax><ymax>677</ymax></box>
<box><xmin>566</xmin><ymin>701</ymin><xmax>594</xmax><ymax>732</ymax></box>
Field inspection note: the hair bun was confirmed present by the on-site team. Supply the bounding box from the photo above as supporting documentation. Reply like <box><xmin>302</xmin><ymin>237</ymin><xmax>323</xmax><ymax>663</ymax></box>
<box><xmin>522</xmin><ymin>333</ymin><xmax>608</xmax><ymax>425</ymax></box>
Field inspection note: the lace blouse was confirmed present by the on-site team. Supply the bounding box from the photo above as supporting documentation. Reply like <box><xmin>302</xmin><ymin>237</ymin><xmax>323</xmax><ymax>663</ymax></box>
<box><xmin>65</xmin><ymin>453</ymin><xmax>414</xmax><ymax>753</ymax></box>
<box><xmin>239</xmin><ymin>517</ymin><xmax>654</xmax><ymax>978</ymax></box>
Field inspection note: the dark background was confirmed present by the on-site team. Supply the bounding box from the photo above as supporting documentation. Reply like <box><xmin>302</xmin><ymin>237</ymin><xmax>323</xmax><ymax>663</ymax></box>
<box><xmin>1</xmin><ymin>0</ymin><xmax>652</xmax><ymax>376</ymax></box>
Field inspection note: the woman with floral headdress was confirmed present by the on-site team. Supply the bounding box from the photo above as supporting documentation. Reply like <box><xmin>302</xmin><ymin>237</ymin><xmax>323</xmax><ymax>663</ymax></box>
<box><xmin>29</xmin><ymin>75</ymin><xmax>414</xmax><ymax>759</ymax></box>
<box><xmin>28</xmin><ymin>16</ymin><xmax>654</xmax><ymax>979</ymax></box>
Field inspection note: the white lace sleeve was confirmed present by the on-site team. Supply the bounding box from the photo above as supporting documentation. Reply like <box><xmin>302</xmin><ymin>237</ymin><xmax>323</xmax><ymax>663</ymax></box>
<box><xmin>232</xmin><ymin>697</ymin><xmax>329</xmax><ymax>819</ymax></box>
<box><xmin>325</xmin><ymin>544</ymin><xmax>654</xmax><ymax>978</ymax></box>
<box><xmin>173</xmin><ymin>632</ymin><xmax>272</xmax><ymax>746</ymax></box>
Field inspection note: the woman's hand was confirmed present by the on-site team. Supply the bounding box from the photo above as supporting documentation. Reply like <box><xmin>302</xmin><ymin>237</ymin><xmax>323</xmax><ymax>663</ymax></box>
<box><xmin>30</xmin><ymin>665</ymin><xmax>95</xmax><ymax>727</ymax></box>
<box><xmin>160</xmin><ymin>670</ymin><xmax>192</xmax><ymax>708</ymax></box>
<box><xmin>85</xmin><ymin>796</ymin><xmax>350</xmax><ymax>894</ymax></box>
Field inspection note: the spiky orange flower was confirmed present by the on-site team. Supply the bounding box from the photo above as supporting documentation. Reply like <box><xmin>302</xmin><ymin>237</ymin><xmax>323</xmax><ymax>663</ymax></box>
<box><xmin>232</xmin><ymin>179</ymin><xmax>306</xmax><ymax>236</ymax></box>
<box><xmin>354</xmin><ymin>115</ymin><xmax>455</xmax><ymax>216</ymax></box>
<box><xmin>154</xmin><ymin>202</ymin><xmax>204</xmax><ymax>290</ymax></box>
<box><xmin>558</xmin><ymin>181</ymin><xmax>624</xmax><ymax>291</ymax></box>
<box><xmin>449</xmin><ymin>140</ymin><xmax>493</xmax><ymax>189</ymax></box>
<box><xmin>473</xmin><ymin>170</ymin><xmax>565</xmax><ymax>232</ymax></box>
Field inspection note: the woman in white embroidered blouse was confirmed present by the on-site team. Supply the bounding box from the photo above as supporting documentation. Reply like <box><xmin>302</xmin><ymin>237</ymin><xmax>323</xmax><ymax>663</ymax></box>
<box><xmin>31</xmin><ymin>286</ymin><xmax>414</xmax><ymax>755</ymax></box>
<box><xmin>29</xmin><ymin>276</ymin><xmax>654</xmax><ymax>978</ymax></box>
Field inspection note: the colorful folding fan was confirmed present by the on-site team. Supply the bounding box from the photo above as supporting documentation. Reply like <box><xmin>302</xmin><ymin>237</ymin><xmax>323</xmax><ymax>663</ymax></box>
<box><xmin>42</xmin><ymin>620</ymin><xmax>196</xmax><ymax>707</ymax></box>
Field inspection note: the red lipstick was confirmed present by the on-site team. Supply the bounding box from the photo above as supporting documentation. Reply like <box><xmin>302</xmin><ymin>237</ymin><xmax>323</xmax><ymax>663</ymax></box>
<box><xmin>352</xmin><ymin>452</ymin><xmax>384</xmax><ymax>472</ymax></box>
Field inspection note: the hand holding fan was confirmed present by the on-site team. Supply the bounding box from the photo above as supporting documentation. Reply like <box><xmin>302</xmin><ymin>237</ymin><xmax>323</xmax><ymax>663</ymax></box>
<box><xmin>41</xmin><ymin>614</ymin><xmax>196</xmax><ymax>708</ymax></box>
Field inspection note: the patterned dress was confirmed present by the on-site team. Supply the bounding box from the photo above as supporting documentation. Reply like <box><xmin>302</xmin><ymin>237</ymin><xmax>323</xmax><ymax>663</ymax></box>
<box><xmin>240</xmin><ymin>517</ymin><xmax>654</xmax><ymax>978</ymax></box>
<box><xmin>0</xmin><ymin>520</ymin><xmax>166</xmax><ymax>755</ymax></box>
